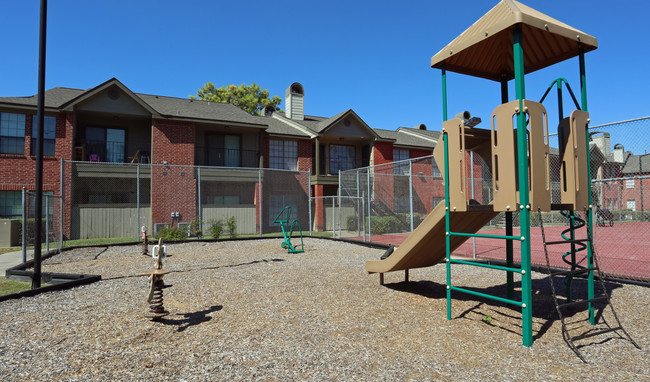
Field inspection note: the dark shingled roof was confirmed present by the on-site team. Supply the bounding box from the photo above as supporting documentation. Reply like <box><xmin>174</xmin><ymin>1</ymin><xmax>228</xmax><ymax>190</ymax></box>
<box><xmin>621</xmin><ymin>155</ymin><xmax>650</xmax><ymax>175</ymax></box>
<box><xmin>0</xmin><ymin>87</ymin><xmax>83</xmax><ymax>109</ymax></box>
<box><xmin>138</xmin><ymin>94</ymin><xmax>265</xmax><ymax>126</ymax></box>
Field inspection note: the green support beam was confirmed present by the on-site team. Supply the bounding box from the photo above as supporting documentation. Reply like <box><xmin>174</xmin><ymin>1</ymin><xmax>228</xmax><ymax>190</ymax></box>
<box><xmin>514</xmin><ymin>26</ymin><xmax>533</xmax><ymax>347</ymax></box>
<box><xmin>580</xmin><ymin>47</ymin><xmax>596</xmax><ymax>324</ymax></box>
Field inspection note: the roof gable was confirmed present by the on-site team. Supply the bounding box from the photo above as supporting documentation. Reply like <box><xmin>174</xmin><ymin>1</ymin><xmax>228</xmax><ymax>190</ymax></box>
<box><xmin>60</xmin><ymin>78</ymin><xmax>159</xmax><ymax>116</ymax></box>
<box><xmin>317</xmin><ymin>109</ymin><xmax>379</xmax><ymax>139</ymax></box>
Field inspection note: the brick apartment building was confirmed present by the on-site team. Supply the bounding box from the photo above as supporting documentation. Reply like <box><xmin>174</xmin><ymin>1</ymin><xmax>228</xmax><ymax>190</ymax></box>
<box><xmin>0</xmin><ymin>78</ymin><xmax>439</xmax><ymax>238</ymax></box>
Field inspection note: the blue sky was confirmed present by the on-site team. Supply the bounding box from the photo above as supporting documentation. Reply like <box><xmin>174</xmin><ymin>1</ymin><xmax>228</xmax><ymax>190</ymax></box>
<box><xmin>2</xmin><ymin>1</ymin><xmax>648</xmax><ymax>145</ymax></box>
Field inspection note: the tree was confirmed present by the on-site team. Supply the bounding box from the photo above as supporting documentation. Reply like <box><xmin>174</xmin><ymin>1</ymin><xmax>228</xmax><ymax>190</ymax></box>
<box><xmin>191</xmin><ymin>82</ymin><xmax>282</xmax><ymax>116</ymax></box>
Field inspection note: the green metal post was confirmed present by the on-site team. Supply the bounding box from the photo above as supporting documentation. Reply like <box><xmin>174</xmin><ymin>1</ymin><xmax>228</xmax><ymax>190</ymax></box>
<box><xmin>444</xmin><ymin>132</ymin><xmax>452</xmax><ymax>320</ymax></box>
<box><xmin>514</xmin><ymin>26</ymin><xmax>533</xmax><ymax>347</ymax></box>
<box><xmin>442</xmin><ymin>65</ymin><xmax>448</xmax><ymax>121</ymax></box>
<box><xmin>501</xmin><ymin>76</ymin><xmax>514</xmax><ymax>301</ymax></box>
<box><xmin>580</xmin><ymin>47</ymin><xmax>595</xmax><ymax>324</ymax></box>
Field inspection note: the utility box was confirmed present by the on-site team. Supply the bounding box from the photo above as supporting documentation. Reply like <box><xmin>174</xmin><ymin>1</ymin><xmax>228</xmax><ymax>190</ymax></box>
<box><xmin>0</xmin><ymin>219</ymin><xmax>20</xmax><ymax>247</ymax></box>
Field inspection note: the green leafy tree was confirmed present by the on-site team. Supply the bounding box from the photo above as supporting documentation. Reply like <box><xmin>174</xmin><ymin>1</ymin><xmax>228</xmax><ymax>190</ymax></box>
<box><xmin>191</xmin><ymin>82</ymin><xmax>282</xmax><ymax>115</ymax></box>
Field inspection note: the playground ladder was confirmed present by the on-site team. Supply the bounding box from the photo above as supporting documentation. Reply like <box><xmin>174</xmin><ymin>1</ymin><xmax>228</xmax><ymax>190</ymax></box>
<box><xmin>538</xmin><ymin>209</ymin><xmax>641</xmax><ymax>362</ymax></box>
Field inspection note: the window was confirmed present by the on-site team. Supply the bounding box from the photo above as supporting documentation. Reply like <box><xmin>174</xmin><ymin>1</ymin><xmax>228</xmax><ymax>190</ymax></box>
<box><xmin>31</xmin><ymin>115</ymin><xmax>56</xmax><ymax>156</ymax></box>
<box><xmin>86</xmin><ymin>127</ymin><xmax>126</xmax><ymax>163</ymax></box>
<box><xmin>393</xmin><ymin>148</ymin><xmax>410</xmax><ymax>175</ymax></box>
<box><xmin>206</xmin><ymin>134</ymin><xmax>240</xmax><ymax>167</ymax></box>
<box><xmin>269</xmin><ymin>139</ymin><xmax>297</xmax><ymax>170</ymax></box>
<box><xmin>329</xmin><ymin>145</ymin><xmax>354</xmax><ymax>174</ymax></box>
<box><xmin>626</xmin><ymin>200</ymin><xmax>636</xmax><ymax>211</ymax></box>
<box><xmin>0</xmin><ymin>191</ymin><xmax>22</xmax><ymax>219</ymax></box>
<box><xmin>0</xmin><ymin>112</ymin><xmax>26</xmax><ymax>154</ymax></box>
<box><xmin>432</xmin><ymin>161</ymin><xmax>441</xmax><ymax>178</ymax></box>
<box><xmin>626</xmin><ymin>179</ymin><xmax>635</xmax><ymax>189</ymax></box>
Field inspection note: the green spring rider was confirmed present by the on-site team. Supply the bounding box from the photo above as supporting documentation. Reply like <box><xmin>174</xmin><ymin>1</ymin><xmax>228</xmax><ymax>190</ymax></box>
<box><xmin>273</xmin><ymin>206</ymin><xmax>305</xmax><ymax>253</ymax></box>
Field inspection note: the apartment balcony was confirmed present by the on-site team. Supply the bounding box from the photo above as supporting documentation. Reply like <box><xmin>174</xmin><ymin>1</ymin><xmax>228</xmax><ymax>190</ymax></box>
<box><xmin>194</xmin><ymin>146</ymin><xmax>259</xmax><ymax>168</ymax></box>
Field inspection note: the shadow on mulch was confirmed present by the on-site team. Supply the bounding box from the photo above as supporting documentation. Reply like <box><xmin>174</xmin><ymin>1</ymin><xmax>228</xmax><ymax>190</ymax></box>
<box><xmin>384</xmin><ymin>276</ymin><xmax>625</xmax><ymax>341</ymax></box>
<box><xmin>160</xmin><ymin>305</ymin><xmax>223</xmax><ymax>332</ymax></box>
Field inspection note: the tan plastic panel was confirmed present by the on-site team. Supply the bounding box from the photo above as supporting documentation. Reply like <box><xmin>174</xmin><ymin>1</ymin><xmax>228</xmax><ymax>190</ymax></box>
<box><xmin>524</xmin><ymin>100</ymin><xmax>551</xmax><ymax>212</ymax></box>
<box><xmin>559</xmin><ymin>110</ymin><xmax>589</xmax><ymax>210</ymax></box>
<box><xmin>365</xmin><ymin>201</ymin><xmax>498</xmax><ymax>274</ymax></box>
<box><xmin>491</xmin><ymin>101</ymin><xmax>519</xmax><ymax>212</ymax></box>
<box><xmin>433</xmin><ymin>118</ymin><xmax>467</xmax><ymax>212</ymax></box>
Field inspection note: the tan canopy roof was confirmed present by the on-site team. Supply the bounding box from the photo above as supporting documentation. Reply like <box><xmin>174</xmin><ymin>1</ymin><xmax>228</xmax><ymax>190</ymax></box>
<box><xmin>430</xmin><ymin>0</ymin><xmax>597</xmax><ymax>81</ymax></box>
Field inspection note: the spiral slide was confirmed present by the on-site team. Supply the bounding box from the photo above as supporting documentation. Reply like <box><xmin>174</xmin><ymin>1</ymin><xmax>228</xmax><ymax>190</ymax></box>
<box><xmin>365</xmin><ymin>201</ymin><xmax>498</xmax><ymax>274</ymax></box>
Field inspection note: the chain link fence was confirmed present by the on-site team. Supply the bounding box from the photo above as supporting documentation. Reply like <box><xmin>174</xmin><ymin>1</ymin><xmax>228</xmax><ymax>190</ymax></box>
<box><xmin>59</xmin><ymin>162</ymin><xmax>310</xmax><ymax>243</ymax></box>
<box><xmin>340</xmin><ymin>117</ymin><xmax>650</xmax><ymax>282</ymax></box>
<box><xmin>21</xmin><ymin>189</ymin><xmax>63</xmax><ymax>261</ymax></box>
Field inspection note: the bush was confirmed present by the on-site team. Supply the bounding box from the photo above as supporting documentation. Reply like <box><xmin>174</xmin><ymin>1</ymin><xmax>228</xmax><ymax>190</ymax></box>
<box><xmin>226</xmin><ymin>216</ymin><xmax>237</xmax><ymax>238</ymax></box>
<box><xmin>155</xmin><ymin>226</ymin><xmax>187</xmax><ymax>241</ymax></box>
<box><xmin>208</xmin><ymin>219</ymin><xmax>223</xmax><ymax>240</ymax></box>
<box><xmin>189</xmin><ymin>217</ymin><xmax>202</xmax><ymax>237</ymax></box>
<box><xmin>346</xmin><ymin>215</ymin><xmax>358</xmax><ymax>231</ymax></box>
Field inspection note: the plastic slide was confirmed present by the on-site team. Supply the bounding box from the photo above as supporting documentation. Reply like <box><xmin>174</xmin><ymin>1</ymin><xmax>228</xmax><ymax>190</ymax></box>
<box><xmin>365</xmin><ymin>201</ymin><xmax>498</xmax><ymax>273</ymax></box>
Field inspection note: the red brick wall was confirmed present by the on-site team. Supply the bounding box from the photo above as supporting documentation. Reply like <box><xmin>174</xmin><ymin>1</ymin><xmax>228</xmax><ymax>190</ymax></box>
<box><xmin>151</xmin><ymin>119</ymin><xmax>197</xmax><ymax>226</ymax></box>
<box><xmin>297</xmin><ymin>140</ymin><xmax>312</xmax><ymax>172</ymax></box>
<box><xmin>0</xmin><ymin>112</ymin><xmax>75</xmax><ymax>236</ymax></box>
<box><xmin>372</xmin><ymin>141</ymin><xmax>393</xmax><ymax>166</ymax></box>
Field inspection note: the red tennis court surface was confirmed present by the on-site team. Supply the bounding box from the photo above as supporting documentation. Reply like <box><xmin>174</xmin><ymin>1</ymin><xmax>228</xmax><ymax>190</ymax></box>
<box><xmin>351</xmin><ymin>222</ymin><xmax>650</xmax><ymax>282</ymax></box>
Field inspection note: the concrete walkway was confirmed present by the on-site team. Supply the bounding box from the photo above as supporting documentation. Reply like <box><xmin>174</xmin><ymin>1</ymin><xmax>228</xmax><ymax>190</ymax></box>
<box><xmin>0</xmin><ymin>250</ymin><xmax>30</xmax><ymax>276</ymax></box>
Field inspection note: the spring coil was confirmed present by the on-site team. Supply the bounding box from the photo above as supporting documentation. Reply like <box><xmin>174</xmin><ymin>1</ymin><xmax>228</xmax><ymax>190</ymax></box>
<box><xmin>560</xmin><ymin>210</ymin><xmax>587</xmax><ymax>298</ymax></box>
<box><xmin>149</xmin><ymin>283</ymin><xmax>164</xmax><ymax>313</ymax></box>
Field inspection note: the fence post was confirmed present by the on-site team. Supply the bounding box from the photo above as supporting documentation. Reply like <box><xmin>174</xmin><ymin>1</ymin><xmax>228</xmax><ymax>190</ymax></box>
<box><xmin>59</xmin><ymin>159</ymin><xmax>63</xmax><ymax>250</ymax></box>
<box><xmin>136</xmin><ymin>163</ymin><xmax>140</xmax><ymax>239</ymax></box>
<box><xmin>45</xmin><ymin>196</ymin><xmax>49</xmax><ymax>253</ymax></box>
<box><xmin>357</xmin><ymin>170</ymin><xmax>361</xmax><ymax>237</ymax></box>
<box><xmin>362</xmin><ymin>192</ymin><xmax>366</xmax><ymax>241</ymax></box>
<box><xmin>409</xmin><ymin>160</ymin><xmax>414</xmax><ymax>232</ymax></box>
<box><xmin>332</xmin><ymin>197</ymin><xmax>335</xmax><ymax>238</ymax></box>
<box><xmin>22</xmin><ymin>187</ymin><xmax>27</xmax><ymax>263</ymax></box>
<box><xmin>367</xmin><ymin>170</ymin><xmax>372</xmax><ymax>242</ymax></box>
<box><xmin>197</xmin><ymin>166</ymin><xmax>202</xmax><ymax>235</ymax></box>
<box><xmin>259</xmin><ymin>168</ymin><xmax>263</xmax><ymax>237</ymax></box>
<box><xmin>338</xmin><ymin>170</ymin><xmax>342</xmax><ymax>238</ymax></box>
<box><xmin>308</xmin><ymin>168</ymin><xmax>312</xmax><ymax>237</ymax></box>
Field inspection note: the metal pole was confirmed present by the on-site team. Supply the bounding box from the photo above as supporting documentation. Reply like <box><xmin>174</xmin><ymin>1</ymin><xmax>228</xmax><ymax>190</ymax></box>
<box><xmin>470</xmin><ymin>151</ymin><xmax>476</xmax><ymax>259</ymax></box>
<box><xmin>22</xmin><ymin>187</ymin><xmax>27</xmax><ymax>263</ymax></box>
<box><xmin>444</xmin><ymin>132</ymin><xmax>452</xmax><ymax>320</ymax></box>
<box><xmin>409</xmin><ymin>160</ymin><xmax>414</xmax><ymax>232</ymax></box>
<box><xmin>45</xmin><ymin>196</ymin><xmax>49</xmax><ymax>253</ymax></box>
<box><xmin>362</xmin><ymin>192</ymin><xmax>366</xmax><ymax>241</ymax></box>
<box><xmin>332</xmin><ymin>197</ymin><xmax>335</xmax><ymax>238</ymax></box>
<box><xmin>356</xmin><ymin>170</ymin><xmax>361</xmax><ymax>237</ymax></box>
<box><xmin>259</xmin><ymin>168</ymin><xmax>262</xmax><ymax>237</ymax></box>
<box><xmin>338</xmin><ymin>170</ymin><xmax>342</xmax><ymax>238</ymax></box>
<box><xmin>308</xmin><ymin>168</ymin><xmax>312</xmax><ymax>237</ymax></box>
<box><xmin>502</xmin><ymin>76</ymin><xmax>514</xmax><ymax>301</ymax></box>
<box><xmin>59</xmin><ymin>158</ymin><xmax>63</xmax><ymax>250</ymax></box>
<box><xmin>197</xmin><ymin>166</ymin><xmax>202</xmax><ymax>235</ymax></box>
<box><xmin>32</xmin><ymin>0</ymin><xmax>48</xmax><ymax>289</ymax></box>
<box><xmin>514</xmin><ymin>25</ymin><xmax>533</xmax><ymax>347</ymax></box>
<box><xmin>367</xmin><ymin>170</ymin><xmax>371</xmax><ymax>242</ymax></box>
<box><xmin>442</xmin><ymin>64</ymin><xmax>448</xmax><ymax>121</ymax></box>
<box><xmin>580</xmin><ymin>47</ymin><xmax>596</xmax><ymax>324</ymax></box>
<box><xmin>136</xmin><ymin>163</ymin><xmax>140</xmax><ymax>239</ymax></box>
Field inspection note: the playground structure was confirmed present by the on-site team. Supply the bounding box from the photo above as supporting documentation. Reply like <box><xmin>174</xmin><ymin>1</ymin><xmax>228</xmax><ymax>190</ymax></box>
<box><xmin>366</xmin><ymin>0</ymin><xmax>641</xmax><ymax>356</ymax></box>
<box><xmin>273</xmin><ymin>206</ymin><xmax>305</xmax><ymax>254</ymax></box>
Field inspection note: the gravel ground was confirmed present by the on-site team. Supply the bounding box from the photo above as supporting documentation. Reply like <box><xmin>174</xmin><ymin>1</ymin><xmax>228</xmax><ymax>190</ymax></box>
<box><xmin>0</xmin><ymin>238</ymin><xmax>648</xmax><ymax>381</ymax></box>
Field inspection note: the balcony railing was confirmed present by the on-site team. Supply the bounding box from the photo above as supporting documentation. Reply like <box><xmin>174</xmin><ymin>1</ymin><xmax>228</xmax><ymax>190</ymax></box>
<box><xmin>195</xmin><ymin>146</ymin><xmax>259</xmax><ymax>168</ymax></box>
<box><xmin>84</xmin><ymin>140</ymin><xmax>150</xmax><ymax>163</ymax></box>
